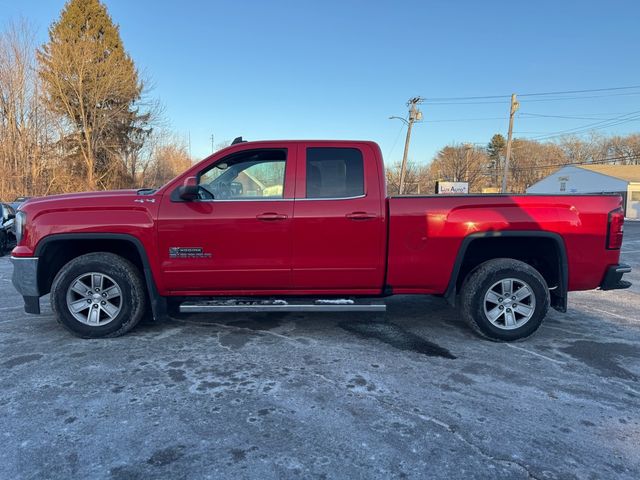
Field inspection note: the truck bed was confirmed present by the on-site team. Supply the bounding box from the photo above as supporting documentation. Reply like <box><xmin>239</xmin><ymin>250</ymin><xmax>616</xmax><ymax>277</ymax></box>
<box><xmin>386</xmin><ymin>194</ymin><xmax>623</xmax><ymax>294</ymax></box>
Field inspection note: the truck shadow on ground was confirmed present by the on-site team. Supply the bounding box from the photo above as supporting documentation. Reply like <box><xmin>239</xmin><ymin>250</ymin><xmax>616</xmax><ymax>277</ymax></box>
<box><xmin>166</xmin><ymin>299</ymin><xmax>458</xmax><ymax>360</ymax></box>
<box><xmin>338</xmin><ymin>320</ymin><xmax>456</xmax><ymax>359</ymax></box>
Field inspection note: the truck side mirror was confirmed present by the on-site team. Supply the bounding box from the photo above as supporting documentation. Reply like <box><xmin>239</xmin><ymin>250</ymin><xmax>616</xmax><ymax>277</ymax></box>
<box><xmin>179</xmin><ymin>176</ymin><xmax>199</xmax><ymax>201</ymax></box>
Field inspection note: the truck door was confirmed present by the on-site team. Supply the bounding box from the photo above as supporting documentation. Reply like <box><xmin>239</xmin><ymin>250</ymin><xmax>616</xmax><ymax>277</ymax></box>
<box><xmin>291</xmin><ymin>143</ymin><xmax>386</xmax><ymax>293</ymax></box>
<box><xmin>157</xmin><ymin>145</ymin><xmax>296</xmax><ymax>293</ymax></box>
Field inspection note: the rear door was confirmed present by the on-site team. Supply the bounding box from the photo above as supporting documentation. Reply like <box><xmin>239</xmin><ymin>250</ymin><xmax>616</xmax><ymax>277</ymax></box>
<box><xmin>291</xmin><ymin>143</ymin><xmax>386</xmax><ymax>293</ymax></box>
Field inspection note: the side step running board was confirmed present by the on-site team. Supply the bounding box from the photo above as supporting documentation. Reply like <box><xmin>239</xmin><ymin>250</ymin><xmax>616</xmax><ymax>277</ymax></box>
<box><xmin>179</xmin><ymin>298</ymin><xmax>386</xmax><ymax>313</ymax></box>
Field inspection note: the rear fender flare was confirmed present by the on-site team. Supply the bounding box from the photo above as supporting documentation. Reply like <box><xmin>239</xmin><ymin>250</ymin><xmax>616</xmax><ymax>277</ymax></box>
<box><xmin>444</xmin><ymin>231</ymin><xmax>568</xmax><ymax>312</ymax></box>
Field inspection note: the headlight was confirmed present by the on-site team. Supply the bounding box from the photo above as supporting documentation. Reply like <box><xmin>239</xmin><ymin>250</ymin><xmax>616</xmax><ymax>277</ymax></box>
<box><xmin>14</xmin><ymin>211</ymin><xmax>26</xmax><ymax>243</ymax></box>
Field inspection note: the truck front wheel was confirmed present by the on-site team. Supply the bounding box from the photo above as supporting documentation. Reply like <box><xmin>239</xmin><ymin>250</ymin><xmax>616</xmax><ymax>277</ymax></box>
<box><xmin>51</xmin><ymin>252</ymin><xmax>146</xmax><ymax>338</ymax></box>
<box><xmin>460</xmin><ymin>258</ymin><xmax>550</xmax><ymax>341</ymax></box>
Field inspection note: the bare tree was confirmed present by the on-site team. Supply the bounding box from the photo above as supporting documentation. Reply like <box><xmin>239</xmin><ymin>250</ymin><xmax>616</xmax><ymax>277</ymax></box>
<box><xmin>0</xmin><ymin>20</ymin><xmax>57</xmax><ymax>200</ymax></box>
<box><xmin>604</xmin><ymin>134</ymin><xmax>640</xmax><ymax>165</ymax></box>
<box><xmin>557</xmin><ymin>134</ymin><xmax>601</xmax><ymax>164</ymax></box>
<box><xmin>509</xmin><ymin>139</ymin><xmax>567</xmax><ymax>192</ymax></box>
<box><xmin>142</xmin><ymin>132</ymin><xmax>192</xmax><ymax>188</ymax></box>
<box><xmin>427</xmin><ymin>144</ymin><xmax>490</xmax><ymax>192</ymax></box>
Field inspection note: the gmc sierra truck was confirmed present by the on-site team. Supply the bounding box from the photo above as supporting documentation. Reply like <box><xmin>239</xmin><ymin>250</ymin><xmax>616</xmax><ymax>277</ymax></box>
<box><xmin>10</xmin><ymin>139</ymin><xmax>631</xmax><ymax>341</ymax></box>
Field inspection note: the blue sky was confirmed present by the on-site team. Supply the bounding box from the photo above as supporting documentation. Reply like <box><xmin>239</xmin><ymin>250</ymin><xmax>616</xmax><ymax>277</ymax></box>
<box><xmin>2</xmin><ymin>0</ymin><xmax>640</xmax><ymax>164</ymax></box>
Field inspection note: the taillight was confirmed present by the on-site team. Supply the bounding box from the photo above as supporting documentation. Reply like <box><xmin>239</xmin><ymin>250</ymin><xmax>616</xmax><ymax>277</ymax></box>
<box><xmin>606</xmin><ymin>207</ymin><xmax>624</xmax><ymax>250</ymax></box>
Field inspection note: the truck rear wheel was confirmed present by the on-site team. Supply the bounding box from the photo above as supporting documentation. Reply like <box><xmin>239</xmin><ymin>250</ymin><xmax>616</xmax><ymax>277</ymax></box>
<box><xmin>460</xmin><ymin>258</ymin><xmax>549</xmax><ymax>341</ymax></box>
<box><xmin>51</xmin><ymin>252</ymin><xmax>146</xmax><ymax>338</ymax></box>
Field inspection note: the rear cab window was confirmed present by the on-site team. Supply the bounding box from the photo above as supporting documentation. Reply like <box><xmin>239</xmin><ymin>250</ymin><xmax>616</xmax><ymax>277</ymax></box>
<box><xmin>306</xmin><ymin>148</ymin><xmax>364</xmax><ymax>199</ymax></box>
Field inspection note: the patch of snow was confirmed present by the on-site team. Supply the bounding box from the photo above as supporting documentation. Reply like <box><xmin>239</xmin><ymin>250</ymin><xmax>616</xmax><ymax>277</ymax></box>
<box><xmin>315</xmin><ymin>299</ymin><xmax>355</xmax><ymax>305</ymax></box>
<box><xmin>272</xmin><ymin>300</ymin><xmax>288</xmax><ymax>305</ymax></box>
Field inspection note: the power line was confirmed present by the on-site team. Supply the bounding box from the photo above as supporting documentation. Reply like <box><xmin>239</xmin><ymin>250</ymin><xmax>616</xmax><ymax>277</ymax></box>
<box><xmin>520</xmin><ymin>85</ymin><xmax>640</xmax><ymax>97</ymax></box>
<box><xmin>386</xmin><ymin>118</ymin><xmax>407</xmax><ymax>160</ymax></box>
<box><xmin>525</xmin><ymin>117</ymin><xmax>640</xmax><ymax>141</ymax></box>
<box><xmin>423</xmin><ymin>116</ymin><xmax>506</xmax><ymax>122</ymax></box>
<box><xmin>517</xmin><ymin>92</ymin><xmax>640</xmax><ymax>103</ymax></box>
<box><xmin>520</xmin><ymin>112</ymin><xmax>629</xmax><ymax>120</ymax></box>
<box><xmin>419</xmin><ymin>85</ymin><xmax>640</xmax><ymax>102</ymax></box>
<box><xmin>413</xmin><ymin>113</ymin><xmax>631</xmax><ymax>122</ymax></box>
<box><xmin>421</xmin><ymin>96</ymin><xmax>640</xmax><ymax>108</ymax></box>
<box><xmin>422</xmin><ymin>94</ymin><xmax>510</xmax><ymax>101</ymax></box>
<box><xmin>510</xmin><ymin>154</ymin><xmax>640</xmax><ymax>171</ymax></box>
<box><xmin>422</xmin><ymin>92</ymin><xmax>640</xmax><ymax>106</ymax></box>
<box><xmin>527</xmin><ymin>111</ymin><xmax>640</xmax><ymax>141</ymax></box>
<box><xmin>513</xmin><ymin>131</ymin><xmax>552</xmax><ymax>134</ymax></box>
<box><xmin>422</xmin><ymin>99</ymin><xmax>513</xmax><ymax>105</ymax></box>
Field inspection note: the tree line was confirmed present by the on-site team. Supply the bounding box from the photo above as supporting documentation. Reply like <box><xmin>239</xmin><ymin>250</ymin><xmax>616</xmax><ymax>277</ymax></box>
<box><xmin>386</xmin><ymin>132</ymin><xmax>640</xmax><ymax>195</ymax></box>
<box><xmin>0</xmin><ymin>0</ymin><xmax>192</xmax><ymax>201</ymax></box>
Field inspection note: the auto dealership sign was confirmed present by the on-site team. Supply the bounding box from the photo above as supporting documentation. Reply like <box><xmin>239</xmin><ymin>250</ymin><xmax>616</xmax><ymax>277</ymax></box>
<box><xmin>436</xmin><ymin>181</ymin><xmax>469</xmax><ymax>194</ymax></box>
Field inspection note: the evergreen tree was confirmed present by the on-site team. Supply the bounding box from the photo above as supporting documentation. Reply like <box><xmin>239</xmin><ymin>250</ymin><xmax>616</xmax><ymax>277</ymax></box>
<box><xmin>38</xmin><ymin>0</ymin><xmax>148</xmax><ymax>189</ymax></box>
<box><xmin>487</xmin><ymin>134</ymin><xmax>506</xmax><ymax>162</ymax></box>
<box><xmin>487</xmin><ymin>134</ymin><xmax>506</xmax><ymax>186</ymax></box>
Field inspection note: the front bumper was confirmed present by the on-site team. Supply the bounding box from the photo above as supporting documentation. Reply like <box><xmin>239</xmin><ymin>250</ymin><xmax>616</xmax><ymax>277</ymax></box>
<box><xmin>600</xmin><ymin>264</ymin><xmax>632</xmax><ymax>291</ymax></box>
<box><xmin>11</xmin><ymin>256</ymin><xmax>41</xmax><ymax>314</ymax></box>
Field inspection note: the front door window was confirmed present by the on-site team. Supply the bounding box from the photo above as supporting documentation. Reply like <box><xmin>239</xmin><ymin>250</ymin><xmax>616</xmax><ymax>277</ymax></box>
<box><xmin>198</xmin><ymin>149</ymin><xmax>286</xmax><ymax>200</ymax></box>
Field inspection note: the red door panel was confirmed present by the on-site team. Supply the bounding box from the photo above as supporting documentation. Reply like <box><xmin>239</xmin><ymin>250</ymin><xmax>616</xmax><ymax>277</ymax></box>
<box><xmin>158</xmin><ymin>200</ymin><xmax>294</xmax><ymax>292</ymax></box>
<box><xmin>291</xmin><ymin>143</ymin><xmax>385</xmax><ymax>292</ymax></box>
<box><xmin>157</xmin><ymin>144</ymin><xmax>297</xmax><ymax>294</ymax></box>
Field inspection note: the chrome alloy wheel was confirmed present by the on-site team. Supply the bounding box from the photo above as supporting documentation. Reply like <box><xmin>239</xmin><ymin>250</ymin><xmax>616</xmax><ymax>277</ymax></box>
<box><xmin>65</xmin><ymin>272</ymin><xmax>122</xmax><ymax>326</ymax></box>
<box><xmin>483</xmin><ymin>278</ymin><xmax>536</xmax><ymax>330</ymax></box>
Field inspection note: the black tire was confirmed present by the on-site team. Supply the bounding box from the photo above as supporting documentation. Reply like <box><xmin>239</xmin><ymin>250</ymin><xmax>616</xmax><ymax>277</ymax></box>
<box><xmin>51</xmin><ymin>252</ymin><xmax>146</xmax><ymax>338</ymax></box>
<box><xmin>0</xmin><ymin>230</ymin><xmax>6</xmax><ymax>255</ymax></box>
<box><xmin>460</xmin><ymin>258</ymin><xmax>550</xmax><ymax>341</ymax></box>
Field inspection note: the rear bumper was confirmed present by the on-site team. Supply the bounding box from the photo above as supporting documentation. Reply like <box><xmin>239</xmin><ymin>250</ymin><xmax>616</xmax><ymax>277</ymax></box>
<box><xmin>599</xmin><ymin>264</ymin><xmax>632</xmax><ymax>291</ymax></box>
<box><xmin>10</xmin><ymin>256</ymin><xmax>41</xmax><ymax>314</ymax></box>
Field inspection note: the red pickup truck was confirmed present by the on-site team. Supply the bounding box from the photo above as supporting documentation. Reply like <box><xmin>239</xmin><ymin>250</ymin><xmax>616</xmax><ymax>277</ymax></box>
<box><xmin>11</xmin><ymin>139</ymin><xmax>631</xmax><ymax>341</ymax></box>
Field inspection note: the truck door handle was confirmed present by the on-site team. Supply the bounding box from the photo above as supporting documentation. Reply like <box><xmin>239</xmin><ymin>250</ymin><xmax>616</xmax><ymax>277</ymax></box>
<box><xmin>345</xmin><ymin>212</ymin><xmax>377</xmax><ymax>221</ymax></box>
<box><xmin>256</xmin><ymin>212</ymin><xmax>288</xmax><ymax>221</ymax></box>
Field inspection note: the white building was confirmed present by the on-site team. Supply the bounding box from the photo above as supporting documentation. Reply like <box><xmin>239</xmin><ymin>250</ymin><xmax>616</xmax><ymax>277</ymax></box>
<box><xmin>526</xmin><ymin>165</ymin><xmax>640</xmax><ymax>219</ymax></box>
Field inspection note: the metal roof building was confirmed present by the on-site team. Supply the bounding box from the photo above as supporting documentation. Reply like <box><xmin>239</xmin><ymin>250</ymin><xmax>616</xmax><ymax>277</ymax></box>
<box><xmin>526</xmin><ymin>164</ymin><xmax>640</xmax><ymax>219</ymax></box>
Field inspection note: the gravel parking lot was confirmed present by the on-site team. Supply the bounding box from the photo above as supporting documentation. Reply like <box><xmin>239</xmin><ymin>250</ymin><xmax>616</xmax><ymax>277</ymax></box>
<box><xmin>1</xmin><ymin>224</ymin><xmax>639</xmax><ymax>479</ymax></box>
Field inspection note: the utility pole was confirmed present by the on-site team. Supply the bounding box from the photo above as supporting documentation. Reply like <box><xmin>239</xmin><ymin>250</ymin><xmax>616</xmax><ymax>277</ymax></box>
<box><xmin>398</xmin><ymin>97</ymin><xmax>423</xmax><ymax>195</ymax></box>
<box><xmin>501</xmin><ymin>93</ymin><xmax>519</xmax><ymax>193</ymax></box>
<box><xmin>210</xmin><ymin>134</ymin><xmax>215</xmax><ymax>152</ymax></box>
<box><xmin>464</xmin><ymin>143</ymin><xmax>472</xmax><ymax>183</ymax></box>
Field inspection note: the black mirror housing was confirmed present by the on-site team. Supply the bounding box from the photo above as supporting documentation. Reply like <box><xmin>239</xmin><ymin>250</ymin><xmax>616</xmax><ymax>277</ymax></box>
<box><xmin>179</xmin><ymin>177</ymin><xmax>199</xmax><ymax>201</ymax></box>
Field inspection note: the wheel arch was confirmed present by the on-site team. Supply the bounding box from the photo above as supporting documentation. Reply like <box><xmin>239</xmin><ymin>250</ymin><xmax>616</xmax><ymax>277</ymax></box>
<box><xmin>444</xmin><ymin>231</ymin><xmax>568</xmax><ymax>312</ymax></box>
<box><xmin>34</xmin><ymin>233</ymin><xmax>166</xmax><ymax>321</ymax></box>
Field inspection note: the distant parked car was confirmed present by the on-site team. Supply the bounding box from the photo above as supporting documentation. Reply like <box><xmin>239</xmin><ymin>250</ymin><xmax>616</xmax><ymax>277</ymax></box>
<box><xmin>10</xmin><ymin>196</ymin><xmax>32</xmax><ymax>210</ymax></box>
<box><xmin>1</xmin><ymin>202</ymin><xmax>16</xmax><ymax>254</ymax></box>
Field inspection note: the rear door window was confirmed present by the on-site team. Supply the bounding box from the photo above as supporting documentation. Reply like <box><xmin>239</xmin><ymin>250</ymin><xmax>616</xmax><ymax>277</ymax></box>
<box><xmin>306</xmin><ymin>148</ymin><xmax>364</xmax><ymax>199</ymax></box>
